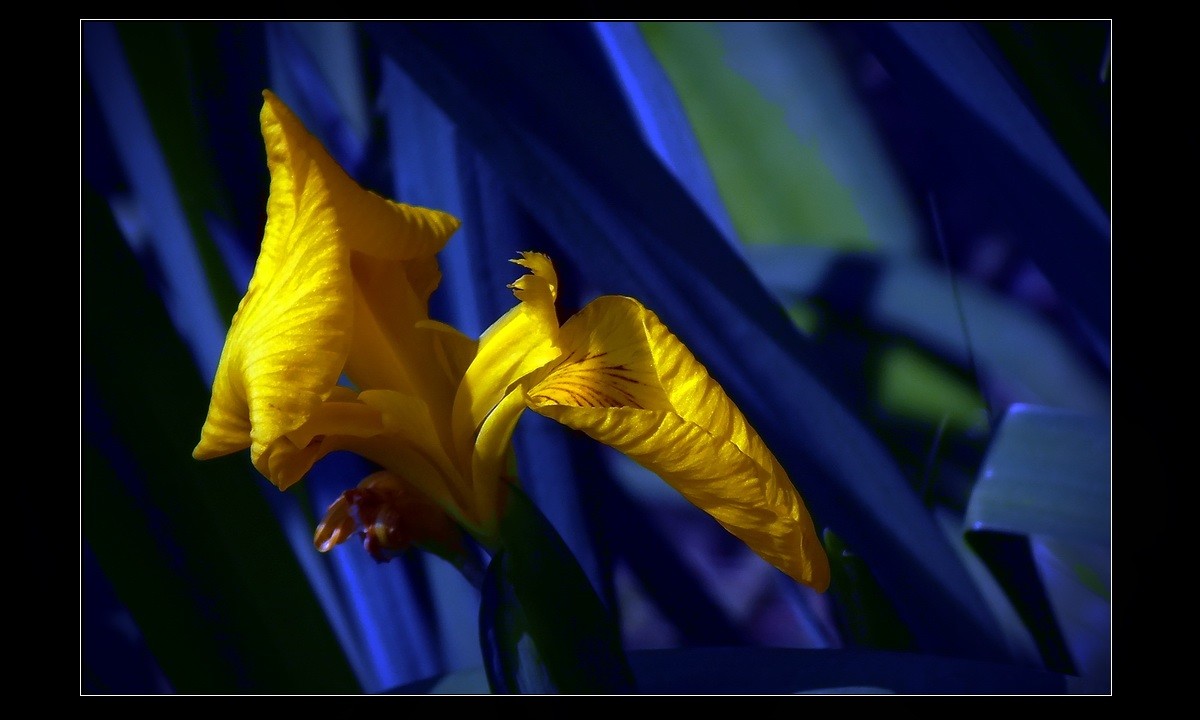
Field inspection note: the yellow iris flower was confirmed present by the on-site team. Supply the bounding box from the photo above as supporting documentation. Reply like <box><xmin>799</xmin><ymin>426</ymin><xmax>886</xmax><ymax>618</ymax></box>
<box><xmin>194</xmin><ymin>90</ymin><xmax>829</xmax><ymax>592</ymax></box>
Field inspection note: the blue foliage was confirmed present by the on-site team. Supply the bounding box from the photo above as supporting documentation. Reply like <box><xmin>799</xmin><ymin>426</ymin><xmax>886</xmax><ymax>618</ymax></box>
<box><xmin>81</xmin><ymin>20</ymin><xmax>1110</xmax><ymax>695</ymax></box>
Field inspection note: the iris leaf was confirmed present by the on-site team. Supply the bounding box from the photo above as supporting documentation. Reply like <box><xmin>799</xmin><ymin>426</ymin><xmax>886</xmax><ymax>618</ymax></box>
<box><xmin>641</xmin><ymin>21</ymin><xmax>923</xmax><ymax>254</ymax></box>
<box><xmin>823</xmin><ymin>530</ymin><xmax>914</xmax><ymax>652</ymax></box>
<box><xmin>82</xmin><ymin>21</ymin><xmax>229</xmax><ymax>380</ymax></box>
<box><xmin>479</xmin><ymin>487</ymin><xmax>635</xmax><ymax>693</ymax></box>
<box><xmin>848</xmin><ymin>22</ymin><xmax>1110</xmax><ymax>346</ymax></box>
<box><xmin>745</xmin><ymin>245</ymin><xmax>1109</xmax><ymax>415</ymax></box>
<box><xmin>965</xmin><ymin>404</ymin><xmax>1110</xmax><ymax>546</ymax></box>
<box><xmin>265</xmin><ymin>22</ymin><xmax>368</xmax><ymax>175</ymax></box>
<box><xmin>593</xmin><ymin>21</ymin><xmax>741</xmax><ymax>246</ymax></box>
<box><xmin>964</xmin><ymin>532</ymin><xmax>1075</xmax><ymax>675</ymax></box>
<box><xmin>366</xmin><ymin>21</ymin><xmax>1013</xmax><ymax>661</ymax></box>
<box><xmin>111</xmin><ymin>21</ymin><xmax>244</xmax><ymax>323</ymax></box>
<box><xmin>82</xmin><ymin>186</ymin><xmax>359</xmax><ymax>693</ymax></box>
<box><xmin>979</xmin><ymin>22</ymin><xmax>1110</xmax><ymax>210</ymax></box>
<box><xmin>964</xmin><ymin>404</ymin><xmax>1111</xmax><ymax>677</ymax></box>
<box><xmin>595</xmin><ymin>457</ymin><xmax>749</xmax><ymax>645</ymax></box>
<box><xmin>629</xmin><ymin>647</ymin><xmax>1068</xmax><ymax>694</ymax></box>
<box><xmin>393</xmin><ymin>647</ymin><xmax>1069</xmax><ymax>694</ymax></box>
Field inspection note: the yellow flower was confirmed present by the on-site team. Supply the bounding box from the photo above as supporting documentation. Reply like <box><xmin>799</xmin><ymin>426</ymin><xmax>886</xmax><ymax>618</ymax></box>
<box><xmin>475</xmin><ymin>257</ymin><xmax>830</xmax><ymax>591</ymax></box>
<box><xmin>195</xmin><ymin>91</ymin><xmax>829</xmax><ymax>593</ymax></box>
<box><xmin>192</xmin><ymin>90</ymin><xmax>479</xmax><ymax>532</ymax></box>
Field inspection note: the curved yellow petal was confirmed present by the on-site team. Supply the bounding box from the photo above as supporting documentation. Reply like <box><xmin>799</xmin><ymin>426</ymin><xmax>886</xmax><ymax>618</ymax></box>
<box><xmin>508</xmin><ymin>251</ymin><xmax>558</xmax><ymax>331</ymax></box>
<box><xmin>251</xmin><ymin>386</ymin><xmax>475</xmax><ymax>528</ymax></box>
<box><xmin>344</xmin><ymin>256</ymin><xmax>449</xmax><ymax>405</ymax></box>
<box><xmin>284</xmin><ymin>401</ymin><xmax>389</xmax><ymax>449</ymax></box>
<box><xmin>450</xmin><ymin>253</ymin><xmax>561</xmax><ymax>468</ymax></box>
<box><xmin>356</xmin><ymin>389</ymin><xmax>469</xmax><ymax>518</ymax></box>
<box><xmin>524</xmin><ymin>295</ymin><xmax>829</xmax><ymax>591</ymax></box>
<box><xmin>253</xmin><ymin>389</ymin><xmax>386</xmax><ymax>490</ymax></box>
<box><xmin>417</xmin><ymin>319</ymin><xmax>479</xmax><ymax>389</ymax></box>
<box><xmin>194</xmin><ymin>96</ymin><xmax>354</xmax><ymax>464</ymax></box>
<box><xmin>259</xmin><ymin>91</ymin><xmax>460</xmax><ymax>263</ymax></box>
<box><xmin>470</xmin><ymin>387</ymin><xmax>529</xmax><ymax>536</ymax></box>
<box><xmin>193</xmin><ymin>90</ymin><xmax>462</xmax><ymax>476</ymax></box>
<box><xmin>521</xmin><ymin>295</ymin><xmax>670</xmax><ymax>412</ymax></box>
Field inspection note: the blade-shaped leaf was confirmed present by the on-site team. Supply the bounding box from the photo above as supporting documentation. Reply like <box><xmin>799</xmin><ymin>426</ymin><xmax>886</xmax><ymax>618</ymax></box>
<box><xmin>848</xmin><ymin>22</ymin><xmax>1110</xmax><ymax>347</ymax></box>
<box><xmin>82</xmin><ymin>186</ymin><xmax>359</xmax><ymax>693</ymax></box>
<box><xmin>592</xmin><ymin>21</ymin><xmax>741</xmax><ymax>246</ymax></box>
<box><xmin>265</xmin><ymin>21</ymin><xmax>369</xmax><ymax>175</ymax></box>
<box><xmin>979</xmin><ymin>22</ymin><xmax>1110</xmax><ymax>210</ymax></box>
<box><xmin>83</xmin><ymin>21</ymin><xmax>229</xmax><ymax>380</ymax></box>
<box><xmin>966</xmin><ymin>404</ymin><xmax>1110</xmax><ymax>546</ymax></box>
<box><xmin>745</xmin><ymin>245</ymin><xmax>1109</xmax><ymax>415</ymax></box>
<box><xmin>110</xmin><ymin>22</ymin><xmax>247</xmax><ymax>324</ymax></box>
<box><xmin>823</xmin><ymin>530</ymin><xmax>914</xmax><ymax>652</ymax></box>
<box><xmin>628</xmin><ymin>647</ymin><xmax>1069</xmax><ymax>694</ymax></box>
<box><xmin>479</xmin><ymin>487</ymin><xmax>635</xmax><ymax>693</ymax></box>
<box><xmin>392</xmin><ymin>647</ymin><xmax>1070</xmax><ymax>694</ymax></box>
<box><xmin>82</xmin><ymin>541</ymin><xmax>173</xmax><ymax>693</ymax></box>
<box><xmin>367</xmin><ymin>21</ymin><xmax>1011</xmax><ymax>661</ymax></box>
<box><xmin>641</xmin><ymin>21</ymin><xmax>923</xmax><ymax>254</ymax></box>
<box><xmin>965</xmin><ymin>532</ymin><xmax>1075</xmax><ymax>675</ymax></box>
<box><xmin>595</xmin><ymin>453</ymin><xmax>750</xmax><ymax>646</ymax></box>
<box><xmin>963</xmin><ymin>404</ymin><xmax>1110</xmax><ymax>678</ymax></box>
<box><xmin>1030</xmin><ymin>537</ymin><xmax>1110</xmax><ymax>693</ymax></box>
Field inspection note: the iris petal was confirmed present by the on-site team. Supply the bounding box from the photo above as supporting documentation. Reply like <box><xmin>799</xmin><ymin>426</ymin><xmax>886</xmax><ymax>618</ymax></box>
<box><xmin>193</xmin><ymin>90</ymin><xmax>461</xmax><ymax>488</ymax></box>
<box><xmin>471</xmin><ymin>388</ymin><xmax>529</xmax><ymax>532</ymax></box>
<box><xmin>345</xmin><ymin>257</ymin><xmax>457</xmax><ymax>431</ymax></box>
<box><xmin>194</xmin><ymin>89</ymin><xmax>826</xmax><ymax>590</ymax></box>
<box><xmin>524</xmin><ymin>295</ymin><xmax>829</xmax><ymax>591</ymax></box>
<box><xmin>257</xmin><ymin>90</ymin><xmax>460</xmax><ymax>265</ymax></box>
<box><xmin>357</xmin><ymin>388</ymin><xmax>468</xmax><ymax>514</ymax></box>
<box><xmin>450</xmin><ymin>253</ymin><xmax>561</xmax><ymax>467</ymax></box>
<box><xmin>417</xmin><ymin>319</ymin><xmax>479</xmax><ymax>389</ymax></box>
<box><xmin>193</xmin><ymin>93</ymin><xmax>353</xmax><ymax>466</ymax></box>
<box><xmin>524</xmin><ymin>295</ymin><xmax>669</xmax><ymax>412</ymax></box>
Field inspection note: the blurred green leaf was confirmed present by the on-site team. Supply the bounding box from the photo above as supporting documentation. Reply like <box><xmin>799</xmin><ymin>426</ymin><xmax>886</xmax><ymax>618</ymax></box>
<box><xmin>82</xmin><ymin>187</ymin><xmax>359</xmax><ymax>693</ymax></box>
<box><xmin>594</xmin><ymin>21</ymin><xmax>741</xmax><ymax>245</ymax></box>
<box><xmin>643</xmin><ymin>21</ymin><xmax>921</xmax><ymax>255</ymax></box>
<box><xmin>747</xmin><ymin>246</ymin><xmax>1109</xmax><ymax>415</ymax></box>
<box><xmin>479</xmin><ymin>487</ymin><xmax>635</xmax><ymax>693</ymax></box>
<box><xmin>875</xmin><ymin>344</ymin><xmax>988</xmax><ymax>434</ymax></box>
<box><xmin>643</xmin><ymin>21</ymin><xmax>878</xmax><ymax>250</ymax></box>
